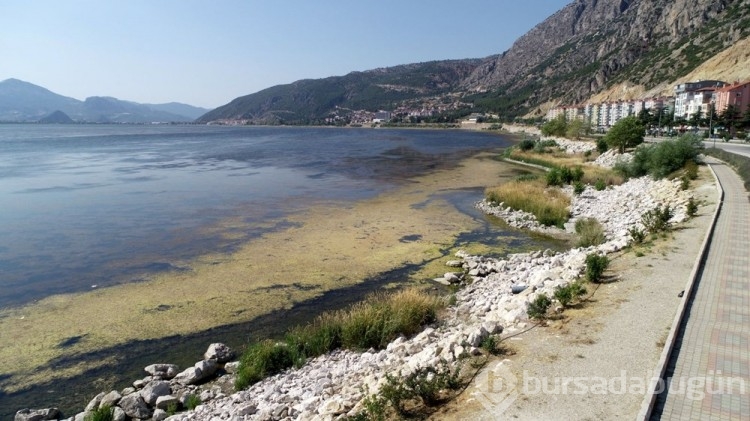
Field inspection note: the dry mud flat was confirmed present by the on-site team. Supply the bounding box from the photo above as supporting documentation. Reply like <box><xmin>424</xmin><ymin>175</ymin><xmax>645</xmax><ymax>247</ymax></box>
<box><xmin>433</xmin><ymin>168</ymin><xmax>717</xmax><ymax>421</ymax></box>
<box><xmin>0</xmin><ymin>151</ymin><xmax>544</xmax><ymax>398</ymax></box>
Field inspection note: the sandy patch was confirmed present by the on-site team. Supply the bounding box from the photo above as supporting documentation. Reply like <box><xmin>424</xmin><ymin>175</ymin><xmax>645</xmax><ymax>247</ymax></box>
<box><xmin>0</xmin><ymin>152</ymin><xmax>541</xmax><ymax>393</ymax></box>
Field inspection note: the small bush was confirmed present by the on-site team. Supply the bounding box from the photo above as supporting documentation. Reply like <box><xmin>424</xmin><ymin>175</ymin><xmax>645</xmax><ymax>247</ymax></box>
<box><xmin>573</xmin><ymin>181</ymin><xmax>585</xmax><ymax>195</ymax></box>
<box><xmin>379</xmin><ymin>360</ymin><xmax>462</xmax><ymax>415</ymax></box>
<box><xmin>554</xmin><ymin>281</ymin><xmax>587</xmax><ymax>307</ymax></box>
<box><xmin>85</xmin><ymin>405</ymin><xmax>114</xmax><ymax>421</ymax></box>
<box><xmin>642</xmin><ymin>205</ymin><xmax>673</xmax><ymax>233</ymax></box>
<box><xmin>628</xmin><ymin>226</ymin><xmax>646</xmax><ymax>244</ymax></box>
<box><xmin>596</xmin><ymin>137</ymin><xmax>609</xmax><ymax>153</ymax></box>
<box><xmin>684</xmin><ymin>160</ymin><xmax>699</xmax><ymax>180</ymax></box>
<box><xmin>680</xmin><ymin>175</ymin><xmax>690</xmax><ymax>191</ymax></box>
<box><xmin>616</xmin><ymin>134</ymin><xmax>704</xmax><ymax>179</ymax></box>
<box><xmin>518</xmin><ymin>138</ymin><xmax>536</xmax><ymax>151</ymax></box>
<box><xmin>594</xmin><ymin>179</ymin><xmax>607</xmax><ymax>191</ymax></box>
<box><xmin>480</xmin><ymin>335</ymin><xmax>499</xmax><ymax>355</ymax></box>
<box><xmin>527</xmin><ymin>294</ymin><xmax>552</xmax><ymax>320</ymax></box>
<box><xmin>687</xmin><ymin>197</ymin><xmax>698</xmax><ymax>217</ymax></box>
<box><xmin>585</xmin><ymin>253</ymin><xmax>609</xmax><ymax>283</ymax></box>
<box><xmin>575</xmin><ymin>218</ymin><xmax>606</xmax><ymax>247</ymax></box>
<box><xmin>185</xmin><ymin>394</ymin><xmax>201</xmax><ymax>411</ymax></box>
<box><xmin>546</xmin><ymin>167</ymin><xmax>562</xmax><ymax>186</ymax></box>
<box><xmin>235</xmin><ymin>340</ymin><xmax>302</xmax><ymax>389</ymax></box>
<box><xmin>354</xmin><ymin>389</ymin><xmax>389</xmax><ymax>421</ymax></box>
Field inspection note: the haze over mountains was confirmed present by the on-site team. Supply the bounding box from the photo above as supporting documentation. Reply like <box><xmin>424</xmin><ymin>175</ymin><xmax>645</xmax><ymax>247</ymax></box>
<box><xmin>0</xmin><ymin>78</ymin><xmax>209</xmax><ymax>123</ymax></box>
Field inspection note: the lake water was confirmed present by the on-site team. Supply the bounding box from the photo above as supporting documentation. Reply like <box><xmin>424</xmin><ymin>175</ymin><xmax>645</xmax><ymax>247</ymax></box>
<box><xmin>0</xmin><ymin>125</ymin><xmax>516</xmax><ymax>309</ymax></box>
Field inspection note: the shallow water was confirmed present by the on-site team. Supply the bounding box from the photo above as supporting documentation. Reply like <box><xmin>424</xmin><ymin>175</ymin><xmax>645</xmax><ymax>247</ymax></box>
<box><xmin>0</xmin><ymin>125</ymin><xmax>513</xmax><ymax>308</ymax></box>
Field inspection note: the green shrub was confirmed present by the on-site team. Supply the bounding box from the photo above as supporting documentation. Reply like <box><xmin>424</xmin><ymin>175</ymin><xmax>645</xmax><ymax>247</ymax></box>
<box><xmin>518</xmin><ymin>138</ymin><xmax>536</xmax><ymax>151</ymax></box>
<box><xmin>185</xmin><ymin>394</ymin><xmax>201</xmax><ymax>411</ymax></box>
<box><xmin>554</xmin><ymin>281</ymin><xmax>587</xmax><ymax>307</ymax></box>
<box><xmin>617</xmin><ymin>134</ymin><xmax>704</xmax><ymax>179</ymax></box>
<box><xmin>235</xmin><ymin>340</ymin><xmax>302</xmax><ymax>389</ymax></box>
<box><xmin>527</xmin><ymin>294</ymin><xmax>552</xmax><ymax>320</ymax></box>
<box><xmin>573</xmin><ymin>181</ymin><xmax>585</xmax><ymax>195</ymax></box>
<box><xmin>85</xmin><ymin>405</ymin><xmax>114</xmax><ymax>421</ymax></box>
<box><xmin>585</xmin><ymin>253</ymin><xmax>609</xmax><ymax>283</ymax></box>
<box><xmin>680</xmin><ymin>175</ymin><xmax>690</xmax><ymax>191</ymax></box>
<box><xmin>628</xmin><ymin>226</ymin><xmax>646</xmax><ymax>244</ymax></box>
<box><xmin>546</xmin><ymin>167</ymin><xmax>562</xmax><ymax>186</ymax></box>
<box><xmin>687</xmin><ymin>197</ymin><xmax>698</xmax><ymax>217</ymax></box>
<box><xmin>575</xmin><ymin>218</ymin><xmax>606</xmax><ymax>247</ymax></box>
<box><xmin>379</xmin><ymin>360</ymin><xmax>462</xmax><ymax>415</ymax></box>
<box><xmin>596</xmin><ymin>137</ymin><xmax>609</xmax><ymax>153</ymax></box>
<box><xmin>641</xmin><ymin>205</ymin><xmax>673</xmax><ymax>233</ymax></box>
<box><xmin>594</xmin><ymin>178</ymin><xmax>607</xmax><ymax>191</ymax></box>
<box><xmin>684</xmin><ymin>160</ymin><xmax>699</xmax><ymax>180</ymax></box>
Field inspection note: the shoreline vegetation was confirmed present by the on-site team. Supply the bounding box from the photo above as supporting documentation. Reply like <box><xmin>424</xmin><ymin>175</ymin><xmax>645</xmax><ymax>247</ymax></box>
<box><xmin>1</xmin><ymin>132</ymin><xmax>564</xmax><ymax>418</ymax></box>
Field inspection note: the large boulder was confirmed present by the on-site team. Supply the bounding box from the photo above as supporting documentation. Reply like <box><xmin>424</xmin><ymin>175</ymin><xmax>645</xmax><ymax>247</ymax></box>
<box><xmin>99</xmin><ymin>390</ymin><xmax>122</xmax><ymax>408</ymax></box>
<box><xmin>119</xmin><ymin>394</ymin><xmax>153</xmax><ymax>419</ymax></box>
<box><xmin>140</xmin><ymin>380</ymin><xmax>171</xmax><ymax>406</ymax></box>
<box><xmin>14</xmin><ymin>408</ymin><xmax>60</xmax><ymax>421</ymax></box>
<box><xmin>144</xmin><ymin>363</ymin><xmax>180</xmax><ymax>380</ymax></box>
<box><xmin>204</xmin><ymin>343</ymin><xmax>235</xmax><ymax>363</ymax></box>
<box><xmin>172</xmin><ymin>360</ymin><xmax>218</xmax><ymax>386</ymax></box>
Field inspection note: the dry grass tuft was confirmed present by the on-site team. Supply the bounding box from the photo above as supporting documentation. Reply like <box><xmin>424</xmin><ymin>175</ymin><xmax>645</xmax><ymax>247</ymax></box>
<box><xmin>486</xmin><ymin>178</ymin><xmax>571</xmax><ymax>228</ymax></box>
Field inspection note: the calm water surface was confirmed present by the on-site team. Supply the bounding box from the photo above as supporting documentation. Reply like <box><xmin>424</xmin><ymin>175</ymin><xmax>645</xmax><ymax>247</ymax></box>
<box><xmin>0</xmin><ymin>125</ymin><xmax>514</xmax><ymax>308</ymax></box>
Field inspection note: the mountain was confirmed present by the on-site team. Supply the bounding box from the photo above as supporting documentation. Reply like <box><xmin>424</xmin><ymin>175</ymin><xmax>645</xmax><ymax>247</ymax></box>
<box><xmin>145</xmin><ymin>102</ymin><xmax>210</xmax><ymax>120</ymax></box>
<box><xmin>38</xmin><ymin>110</ymin><xmax>74</xmax><ymax>124</ymax></box>
<box><xmin>0</xmin><ymin>79</ymin><xmax>207</xmax><ymax>123</ymax></box>
<box><xmin>0</xmin><ymin>78</ymin><xmax>81</xmax><ymax>122</ymax></box>
<box><xmin>196</xmin><ymin>60</ymin><xmax>481</xmax><ymax>124</ymax></box>
<box><xmin>465</xmin><ymin>0</ymin><xmax>750</xmax><ymax>118</ymax></box>
<box><xmin>201</xmin><ymin>0</ymin><xmax>749</xmax><ymax>124</ymax></box>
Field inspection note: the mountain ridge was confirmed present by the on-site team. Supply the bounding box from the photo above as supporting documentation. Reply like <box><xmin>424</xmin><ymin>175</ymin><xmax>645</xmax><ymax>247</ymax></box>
<box><xmin>201</xmin><ymin>0</ymin><xmax>749</xmax><ymax>124</ymax></box>
<box><xmin>0</xmin><ymin>78</ymin><xmax>210</xmax><ymax>123</ymax></box>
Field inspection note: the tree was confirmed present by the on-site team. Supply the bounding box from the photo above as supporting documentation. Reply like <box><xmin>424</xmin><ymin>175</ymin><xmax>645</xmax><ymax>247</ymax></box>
<box><xmin>605</xmin><ymin>116</ymin><xmax>645</xmax><ymax>153</ymax></box>
<box><xmin>637</xmin><ymin>108</ymin><xmax>653</xmax><ymax>127</ymax></box>
<box><xmin>541</xmin><ymin>114</ymin><xmax>567</xmax><ymax>137</ymax></box>
<box><xmin>566</xmin><ymin>119</ymin><xmax>590</xmax><ymax>140</ymax></box>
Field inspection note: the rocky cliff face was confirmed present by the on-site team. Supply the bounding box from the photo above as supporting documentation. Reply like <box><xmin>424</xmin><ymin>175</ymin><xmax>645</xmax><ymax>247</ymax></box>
<box><xmin>463</xmin><ymin>0</ymin><xmax>749</xmax><ymax>116</ymax></box>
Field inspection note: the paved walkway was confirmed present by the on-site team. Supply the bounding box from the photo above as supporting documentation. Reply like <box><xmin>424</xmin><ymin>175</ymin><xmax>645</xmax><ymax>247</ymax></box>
<box><xmin>652</xmin><ymin>161</ymin><xmax>750</xmax><ymax>419</ymax></box>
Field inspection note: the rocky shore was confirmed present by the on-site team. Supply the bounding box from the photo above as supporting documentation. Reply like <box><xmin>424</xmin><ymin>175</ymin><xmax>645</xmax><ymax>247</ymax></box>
<box><xmin>19</xmin><ymin>140</ymin><xmax>695</xmax><ymax>421</ymax></box>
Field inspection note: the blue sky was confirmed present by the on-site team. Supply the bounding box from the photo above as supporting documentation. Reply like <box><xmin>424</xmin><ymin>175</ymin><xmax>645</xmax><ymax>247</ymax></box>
<box><xmin>1</xmin><ymin>1</ymin><xmax>571</xmax><ymax>108</ymax></box>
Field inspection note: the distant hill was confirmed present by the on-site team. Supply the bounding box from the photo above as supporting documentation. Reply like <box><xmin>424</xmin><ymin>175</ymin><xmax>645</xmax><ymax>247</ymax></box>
<box><xmin>0</xmin><ymin>78</ymin><xmax>208</xmax><ymax>123</ymax></box>
<box><xmin>38</xmin><ymin>110</ymin><xmax>74</xmax><ymax>124</ymax></box>
<box><xmin>196</xmin><ymin>60</ymin><xmax>481</xmax><ymax>124</ymax></box>
<box><xmin>200</xmin><ymin>0</ymin><xmax>749</xmax><ymax>124</ymax></box>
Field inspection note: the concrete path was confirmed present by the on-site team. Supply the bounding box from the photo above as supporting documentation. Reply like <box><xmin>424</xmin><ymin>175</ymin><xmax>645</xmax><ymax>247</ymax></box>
<box><xmin>652</xmin><ymin>160</ymin><xmax>750</xmax><ymax>419</ymax></box>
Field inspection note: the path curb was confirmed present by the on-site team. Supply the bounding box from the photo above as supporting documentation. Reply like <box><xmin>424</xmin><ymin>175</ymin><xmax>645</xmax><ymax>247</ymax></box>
<box><xmin>636</xmin><ymin>161</ymin><xmax>725</xmax><ymax>420</ymax></box>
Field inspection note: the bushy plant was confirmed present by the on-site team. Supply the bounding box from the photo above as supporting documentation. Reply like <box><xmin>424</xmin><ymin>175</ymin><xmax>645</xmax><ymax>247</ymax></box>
<box><xmin>85</xmin><ymin>405</ymin><xmax>114</xmax><ymax>421</ymax></box>
<box><xmin>554</xmin><ymin>281</ymin><xmax>587</xmax><ymax>307</ymax></box>
<box><xmin>594</xmin><ymin>178</ymin><xmax>607</xmax><ymax>191</ymax></box>
<box><xmin>684</xmin><ymin>160</ymin><xmax>699</xmax><ymax>180</ymax></box>
<box><xmin>575</xmin><ymin>217</ymin><xmax>606</xmax><ymax>247</ymax></box>
<box><xmin>527</xmin><ymin>294</ymin><xmax>552</xmax><ymax>320</ymax></box>
<box><xmin>585</xmin><ymin>253</ymin><xmax>609</xmax><ymax>283</ymax></box>
<box><xmin>687</xmin><ymin>197</ymin><xmax>698</xmax><ymax>217</ymax></box>
<box><xmin>546</xmin><ymin>167</ymin><xmax>562</xmax><ymax>186</ymax></box>
<box><xmin>616</xmin><ymin>134</ymin><xmax>704</xmax><ymax>179</ymax></box>
<box><xmin>641</xmin><ymin>205</ymin><xmax>673</xmax><ymax>233</ymax></box>
<box><xmin>596</xmin><ymin>137</ymin><xmax>609</xmax><ymax>153</ymax></box>
<box><xmin>573</xmin><ymin>181</ymin><xmax>585</xmax><ymax>195</ymax></box>
<box><xmin>605</xmin><ymin>116</ymin><xmax>645</xmax><ymax>153</ymax></box>
<box><xmin>185</xmin><ymin>394</ymin><xmax>201</xmax><ymax>411</ymax></box>
<box><xmin>235</xmin><ymin>340</ymin><xmax>302</xmax><ymax>389</ymax></box>
<box><xmin>628</xmin><ymin>226</ymin><xmax>645</xmax><ymax>244</ymax></box>
<box><xmin>379</xmin><ymin>360</ymin><xmax>462</xmax><ymax>415</ymax></box>
<box><xmin>518</xmin><ymin>138</ymin><xmax>536</xmax><ymax>151</ymax></box>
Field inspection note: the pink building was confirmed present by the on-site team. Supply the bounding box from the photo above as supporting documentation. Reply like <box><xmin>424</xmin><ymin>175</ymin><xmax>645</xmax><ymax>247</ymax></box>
<box><xmin>714</xmin><ymin>80</ymin><xmax>750</xmax><ymax>116</ymax></box>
